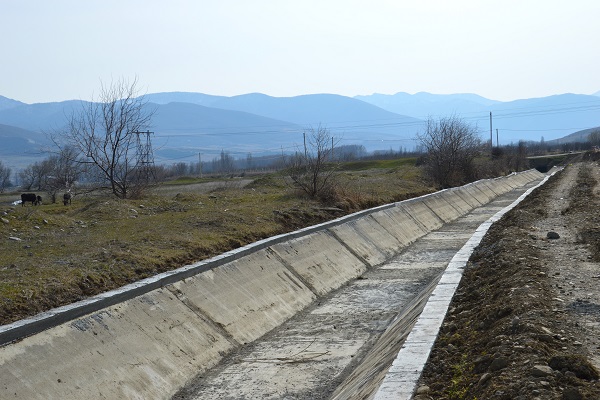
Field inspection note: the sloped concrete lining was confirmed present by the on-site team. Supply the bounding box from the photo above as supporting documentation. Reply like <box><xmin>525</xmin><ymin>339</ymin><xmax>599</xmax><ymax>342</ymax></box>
<box><xmin>466</xmin><ymin>182</ymin><xmax>496</xmax><ymax>204</ymax></box>
<box><xmin>0</xmin><ymin>288</ymin><xmax>237</xmax><ymax>400</ymax></box>
<box><xmin>396</xmin><ymin>199</ymin><xmax>444</xmax><ymax>232</ymax></box>
<box><xmin>336</xmin><ymin>215</ymin><xmax>405</xmax><ymax>259</ymax></box>
<box><xmin>471</xmin><ymin>180</ymin><xmax>501</xmax><ymax>200</ymax></box>
<box><xmin>373</xmin><ymin>170</ymin><xmax>558</xmax><ymax>400</ymax></box>
<box><xmin>0</xmin><ymin>169</ymin><xmax>546</xmax><ymax>400</ymax></box>
<box><xmin>369</xmin><ymin>208</ymin><xmax>425</xmax><ymax>246</ymax></box>
<box><xmin>420</xmin><ymin>192</ymin><xmax>463</xmax><ymax>223</ymax></box>
<box><xmin>328</xmin><ymin>222</ymin><xmax>388</xmax><ymax>267</ymax></box>
<box><xmin>439</xmin><ymin>188</ymin><xmax>475</xmax><ymax>215</ymax></box>
<box><xmin>270</xmin><ymin>230</ymin><xmax>368</xmax><ymax>296</ymax></box>
<box><xmin>168</xmin><ymin>248</ymin><xmax>318</xmax><ymax>345</ymax></box>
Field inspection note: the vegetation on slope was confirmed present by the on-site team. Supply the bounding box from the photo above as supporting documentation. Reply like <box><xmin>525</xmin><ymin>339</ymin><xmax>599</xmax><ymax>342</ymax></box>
<box><xmin>0</xmin><ymin>159</ymin><xmax>433</xmax><ymax>325</ymax></box>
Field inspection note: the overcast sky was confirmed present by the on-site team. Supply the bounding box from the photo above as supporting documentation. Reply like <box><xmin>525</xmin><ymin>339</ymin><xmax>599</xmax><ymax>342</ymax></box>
<box><xmin>2</xmin><ymin>0</ymin><xmax>599</xmax><ymax>104</ymax></box>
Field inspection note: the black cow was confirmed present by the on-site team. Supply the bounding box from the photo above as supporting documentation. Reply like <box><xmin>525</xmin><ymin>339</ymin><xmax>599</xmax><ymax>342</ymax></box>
<box><xmin>63</xmin><ymin>192</ymin><xmax>72</xmax><ymax>205</ymax></box>
<box><xmin>21</xmin><ymin>193</ymin><xmax>38</xmax><ymax>206</ymax></box>
<box><xmin>36</xmin><ymin>195</ymin><xmax>42</xmax><ymax>205</ymax></box>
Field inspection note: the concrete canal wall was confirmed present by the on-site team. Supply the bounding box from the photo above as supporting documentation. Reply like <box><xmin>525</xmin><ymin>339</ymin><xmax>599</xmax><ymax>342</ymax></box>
<box><xmin>0</xmin><ymin>170</ymin><xmax>544</xmax><ymax>400</ymax></box>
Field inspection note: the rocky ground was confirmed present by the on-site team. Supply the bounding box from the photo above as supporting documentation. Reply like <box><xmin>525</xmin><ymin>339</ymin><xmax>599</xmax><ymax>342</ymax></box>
<box><xmin>418</xmin><ymin>156</ymin><xmax>600</xmax><ymax>399</ymax></box>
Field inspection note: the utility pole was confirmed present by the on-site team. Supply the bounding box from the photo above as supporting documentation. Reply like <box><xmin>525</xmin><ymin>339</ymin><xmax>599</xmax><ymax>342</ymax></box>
<box><xmin>198</xmin><ymin>153</ymin><xmax>202</xmax><ymax>178</ymax></box>
<box><xmin>496</xmin><ymin>129</ymin><xmax>499</xmax><ymax>147</ymax></box>
<box><xmin>331</xmin><ymin>137</ymin><xmax>334</xmax><ymax>160</ymax></box>
<box><xmin>303</xmin><ymin>131</ymin><xmax>307</xmax><ymax>159</ymax></box>
<box><xmin>489</xmin><ymin>112</ymin><xmax>493</xmax><ymax>153</ymax></box>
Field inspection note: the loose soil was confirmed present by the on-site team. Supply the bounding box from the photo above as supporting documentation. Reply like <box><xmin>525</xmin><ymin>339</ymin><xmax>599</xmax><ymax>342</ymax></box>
<box><xmin>418</xmin><ymin>156</ymin><xmax>600</xmax><ymax>399</ymax></box>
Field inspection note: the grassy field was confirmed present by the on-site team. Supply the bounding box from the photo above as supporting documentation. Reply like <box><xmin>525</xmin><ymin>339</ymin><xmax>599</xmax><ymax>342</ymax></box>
<box><xmin>0</xmin><ymin>159</ymin><xmax>433</xmax><ymax>324</ymax></box>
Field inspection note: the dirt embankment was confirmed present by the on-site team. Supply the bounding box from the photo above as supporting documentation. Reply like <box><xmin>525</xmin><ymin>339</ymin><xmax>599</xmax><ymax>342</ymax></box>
<box><xmin>418</xmin><ymin>158</ymin><xmax>600</xmax><ymax>399</ymax></box>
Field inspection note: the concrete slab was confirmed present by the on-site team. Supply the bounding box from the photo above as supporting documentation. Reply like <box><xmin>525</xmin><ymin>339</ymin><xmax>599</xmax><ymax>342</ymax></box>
<box><xmin>396</xmin><ymin>200</ymin><xmax>444</xmax><ymax>232</ymax></box>
<box><xmin>421</xmin><ymin>192</ymin><xmax>462</xmax><ymax>223</ymax></box>
<box><xmin>270</xmin><ymin>230</ymin><xmax>368</xmax><ymax>296</ymax></box>
<box><xmin>170</xmin><ymin>248</ymin><xmax>317</xmax><ymax>345</ymax></box>
<box><xmin>438</xmin><ymin>188</ymin><xmax>474</xmax><ymax>215</ymax></box>
<box><xmin>370</xmin><ymin>208</ymin><xmax>427</xmax><ymax>246</ymax></box>
<box><xmin>461</xmin><ymin>181</ymin><xmax>493</xmax><ymax>204</ymax></box>
<box><xmin>0</xmin><ymin>289</ymin><xmax>235</xmax><ymax>400</ymax></box>
<box><xmin>336</xmin><ymin>216</ymin><xmax>404</xmax><ymax>259</ymax></box>
<box><xmin>328</xmin><ymin>222</ymin><xmax>388</xmax><ymax>267</ymax></box>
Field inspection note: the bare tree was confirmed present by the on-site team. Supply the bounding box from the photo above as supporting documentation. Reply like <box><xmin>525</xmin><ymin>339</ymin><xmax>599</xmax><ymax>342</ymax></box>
<box><xmin>212</xmin><ymin>150</ymin><xmax>235</xmax><ymax>174</ymax></box>
<box><xmin>0</xmin><ymin>161</ymin><xmax>11</xmax><ymax>192</ymax></box>
<box><xmin>417</xmin><ymin>116</ymin><xmax>482</xmax><ymax>188</ymax></box>
<box><xmin>588</xmin><ymin>129</ymin><xmax>600</xmax><ymax>148</ymax></box>
<box><xmin>63</xmin><ymin>78</ymin><xmax>154</xmax><ymax>199</ymax></box>
<box><xmin>18</xmin><ymin>161</ymin><xmax>52</xmax><ymax>191</ymax></box>
<box><xmin>42</xmin><ymin>146</ymin><xmax>83</xmax><ymax>202</ymax></box>
<box><xmin>287</xmin><ymin>126</ymin><xmax>340</xmax><ymax>199</ymax></box>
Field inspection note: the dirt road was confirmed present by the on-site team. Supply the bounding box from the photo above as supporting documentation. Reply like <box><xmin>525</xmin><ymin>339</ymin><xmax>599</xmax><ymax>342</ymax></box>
<box><xmin>418</xmin><ymin>159</ymin><xmax>600</xmax><ymax>399</ymax></box>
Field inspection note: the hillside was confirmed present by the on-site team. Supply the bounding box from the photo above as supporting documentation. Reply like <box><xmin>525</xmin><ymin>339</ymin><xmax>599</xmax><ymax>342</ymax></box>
<box><xmin>0</xmin><ymin>95</ymin><xmax>24</xmax><ymax>112</ymax></box>
<box><xmin>355</xmin><ymin>91</ymin><xmax>500</xmax><ymax>119</ymax></box>
<box><xmin>0</xmin><ymin>100</ymin><xmax>83</xmax><ymax>132</ymax></box>
<box><xmin>150</xmin><ymin>102</ymin><xmax>303</xmax><ymax>162</ymax></box>
<box><xmin>2</xmin><ymin>91</ymin><xmax>600</xmax><ymax>171</ymax></box>
<box><xmin>0</xmin><ymin>124</ymin><xmax>51</xmax><ymax>168</ymax></box>
<box><xmin>0</xmin><ymin>93</ymin><xmax>425</xmax><ymax>169</ymax></box>
<box><xmin>357</xmin><ymin>92</ymin><xmax>600</xmax><ymax>144</ymax></box>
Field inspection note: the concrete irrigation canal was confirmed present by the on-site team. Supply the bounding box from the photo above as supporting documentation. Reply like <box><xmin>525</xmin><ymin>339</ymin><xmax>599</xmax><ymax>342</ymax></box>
<box><xmin>0</xmin><ymin>169</ymin><xmax>549</xmax><ymax>399</ymax></box>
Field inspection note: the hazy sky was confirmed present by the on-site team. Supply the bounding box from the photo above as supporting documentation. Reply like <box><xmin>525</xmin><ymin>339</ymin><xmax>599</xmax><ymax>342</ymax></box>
<box><xmin>2</xmin><ymin>0</ymin><xmax>599</xmax><ymax>104</ymax></box>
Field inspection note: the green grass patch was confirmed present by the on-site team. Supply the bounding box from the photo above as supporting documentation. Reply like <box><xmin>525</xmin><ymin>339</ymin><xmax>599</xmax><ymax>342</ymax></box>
<box><xmin>0</xmin><ymin>162</ymin><xmax>433</xmax><ymax>324</ymax></box>
<box><xmin>338</xmin><ymin>157</ymin><xmax>417</xmax><ymax>171</ymax></box>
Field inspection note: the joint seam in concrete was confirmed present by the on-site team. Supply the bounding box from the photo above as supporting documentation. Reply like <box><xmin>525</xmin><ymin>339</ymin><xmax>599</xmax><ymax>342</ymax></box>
<box><xmin>441</xmin><ymin>194</ymin><xmax>468</xmax><ymax>217</ymax></box>
<box><xmin>472</xmin><ymin>184</ymin><xmax>494</xmax><ymax>202</ymax></box>
<box><xmin>165</xmin><ymin>285</ymin><xmax>240</xmax><ymax>347</ymax></box>
<box><xmin>366</xmin><ymin>215</ymin><xmax>407</xmax><ymax>248</ymax></box>
<box><xmin>327</xmin><ymin>229</ymin><xmax>373</xmax><ymax>269</ymax></box>
<box><xmin>265</xmin><ymin>248</ymin><xmax>320</xmax><ymax>296</ymax></box>
<box><xmin>395</xmin><ymin>205</ymin><xmax>430</xmax><ymax>235</ymax></box>
<box><xmin>455</xmin><ymin>190</ymin><xmax>484</xmax><ymax>208</ymax></box>
<box><xmin>421</xmin><ymin>201</ymin><xmax>449</xmax><ymax>226</ymax></box>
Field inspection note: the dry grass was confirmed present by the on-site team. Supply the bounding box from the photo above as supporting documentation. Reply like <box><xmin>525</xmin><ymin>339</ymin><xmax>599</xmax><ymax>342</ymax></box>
<box><xmin>0</xmin><ymin>159</ymin><xmax>433</xmax><ymax>324</ymax></box>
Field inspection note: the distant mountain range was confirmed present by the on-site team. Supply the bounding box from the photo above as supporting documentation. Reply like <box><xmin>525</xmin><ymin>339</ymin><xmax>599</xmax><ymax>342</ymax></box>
<box><xmin>0</xmin><ymin>91</ymin><xmax>599</xmax><ymax>170</ymax></box>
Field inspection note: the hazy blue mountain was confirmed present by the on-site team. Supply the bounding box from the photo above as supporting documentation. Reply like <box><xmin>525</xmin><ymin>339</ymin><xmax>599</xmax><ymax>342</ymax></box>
<box><xmin>143</xmin><ymin>92</ymin><xmax>226</xmax><ymax>107</ymax></box>
<box><xmin>149</xmin><ymin>102</ymin><xmax>305</xmax><ymax>163</ymax></box>
<box><xmin>355</xmin><ymin>92</ymin><xmax>500</xmax><ymax>119</ymax></box>
<box><xmin>547</xmin><ymin>127</ymin><xmax>598</xmax><ymax>145</ymax></box>
<box><xmin>593</xmin><ymin>90</ymin><xmax>600</xmax><ymax>96</ymax></box>
<box><xmin>143</xmin><ymin>92</ymin><xmax>426</xmax><ymax>154</ymax></box>
<box><xmin>2</xmin><ymin>90</ymin><xmax>600</xmax><ymax>171</ymax></box>
<box><xmin>484</xmin><ymin>94</ymin><xmax>600</xmax><ymax>144</ymax></box>
<box><xmin>357</xmin><ymin>92</ymin><xmax>600</xmax><ymax>144</ymax></box>
<box><xmin>208</xmin><ymin>93</ymin><xmax>420</xmax><ymax>126</ymax></box>
<box><xmin>0</xmin><ymin>95</ymin><xmax>25</xmax><ymax>112</ymax></box>
<box><xmin>0</xmin><ymin>123</ymin><xmax>52</xmax><ymax>169</ymax></box>
<box><xmin>0</xmin><ymin>100</ymin><xmax>84</xmax><ymax>132</ymax></box>
<box><xmin>204</xmin><ymin>93</ymin><xmax>426</xmax><ymax>154</ymax></box>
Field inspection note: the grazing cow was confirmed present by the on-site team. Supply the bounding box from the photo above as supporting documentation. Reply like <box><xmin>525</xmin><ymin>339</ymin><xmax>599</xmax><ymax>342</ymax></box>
<box><xmin>21</xmin><ymin>193</ymin><xmax>38</xmax><ymax>206</ymax></box>
<box><xmin>63</xmin><ymin>192</ymin><xmax>72</xmax><ymax>205</ymax></box>
<box><xmin>36</xmin><ymin>195</ymin><xmax>42</xmax><ymax>205</ymax></box>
